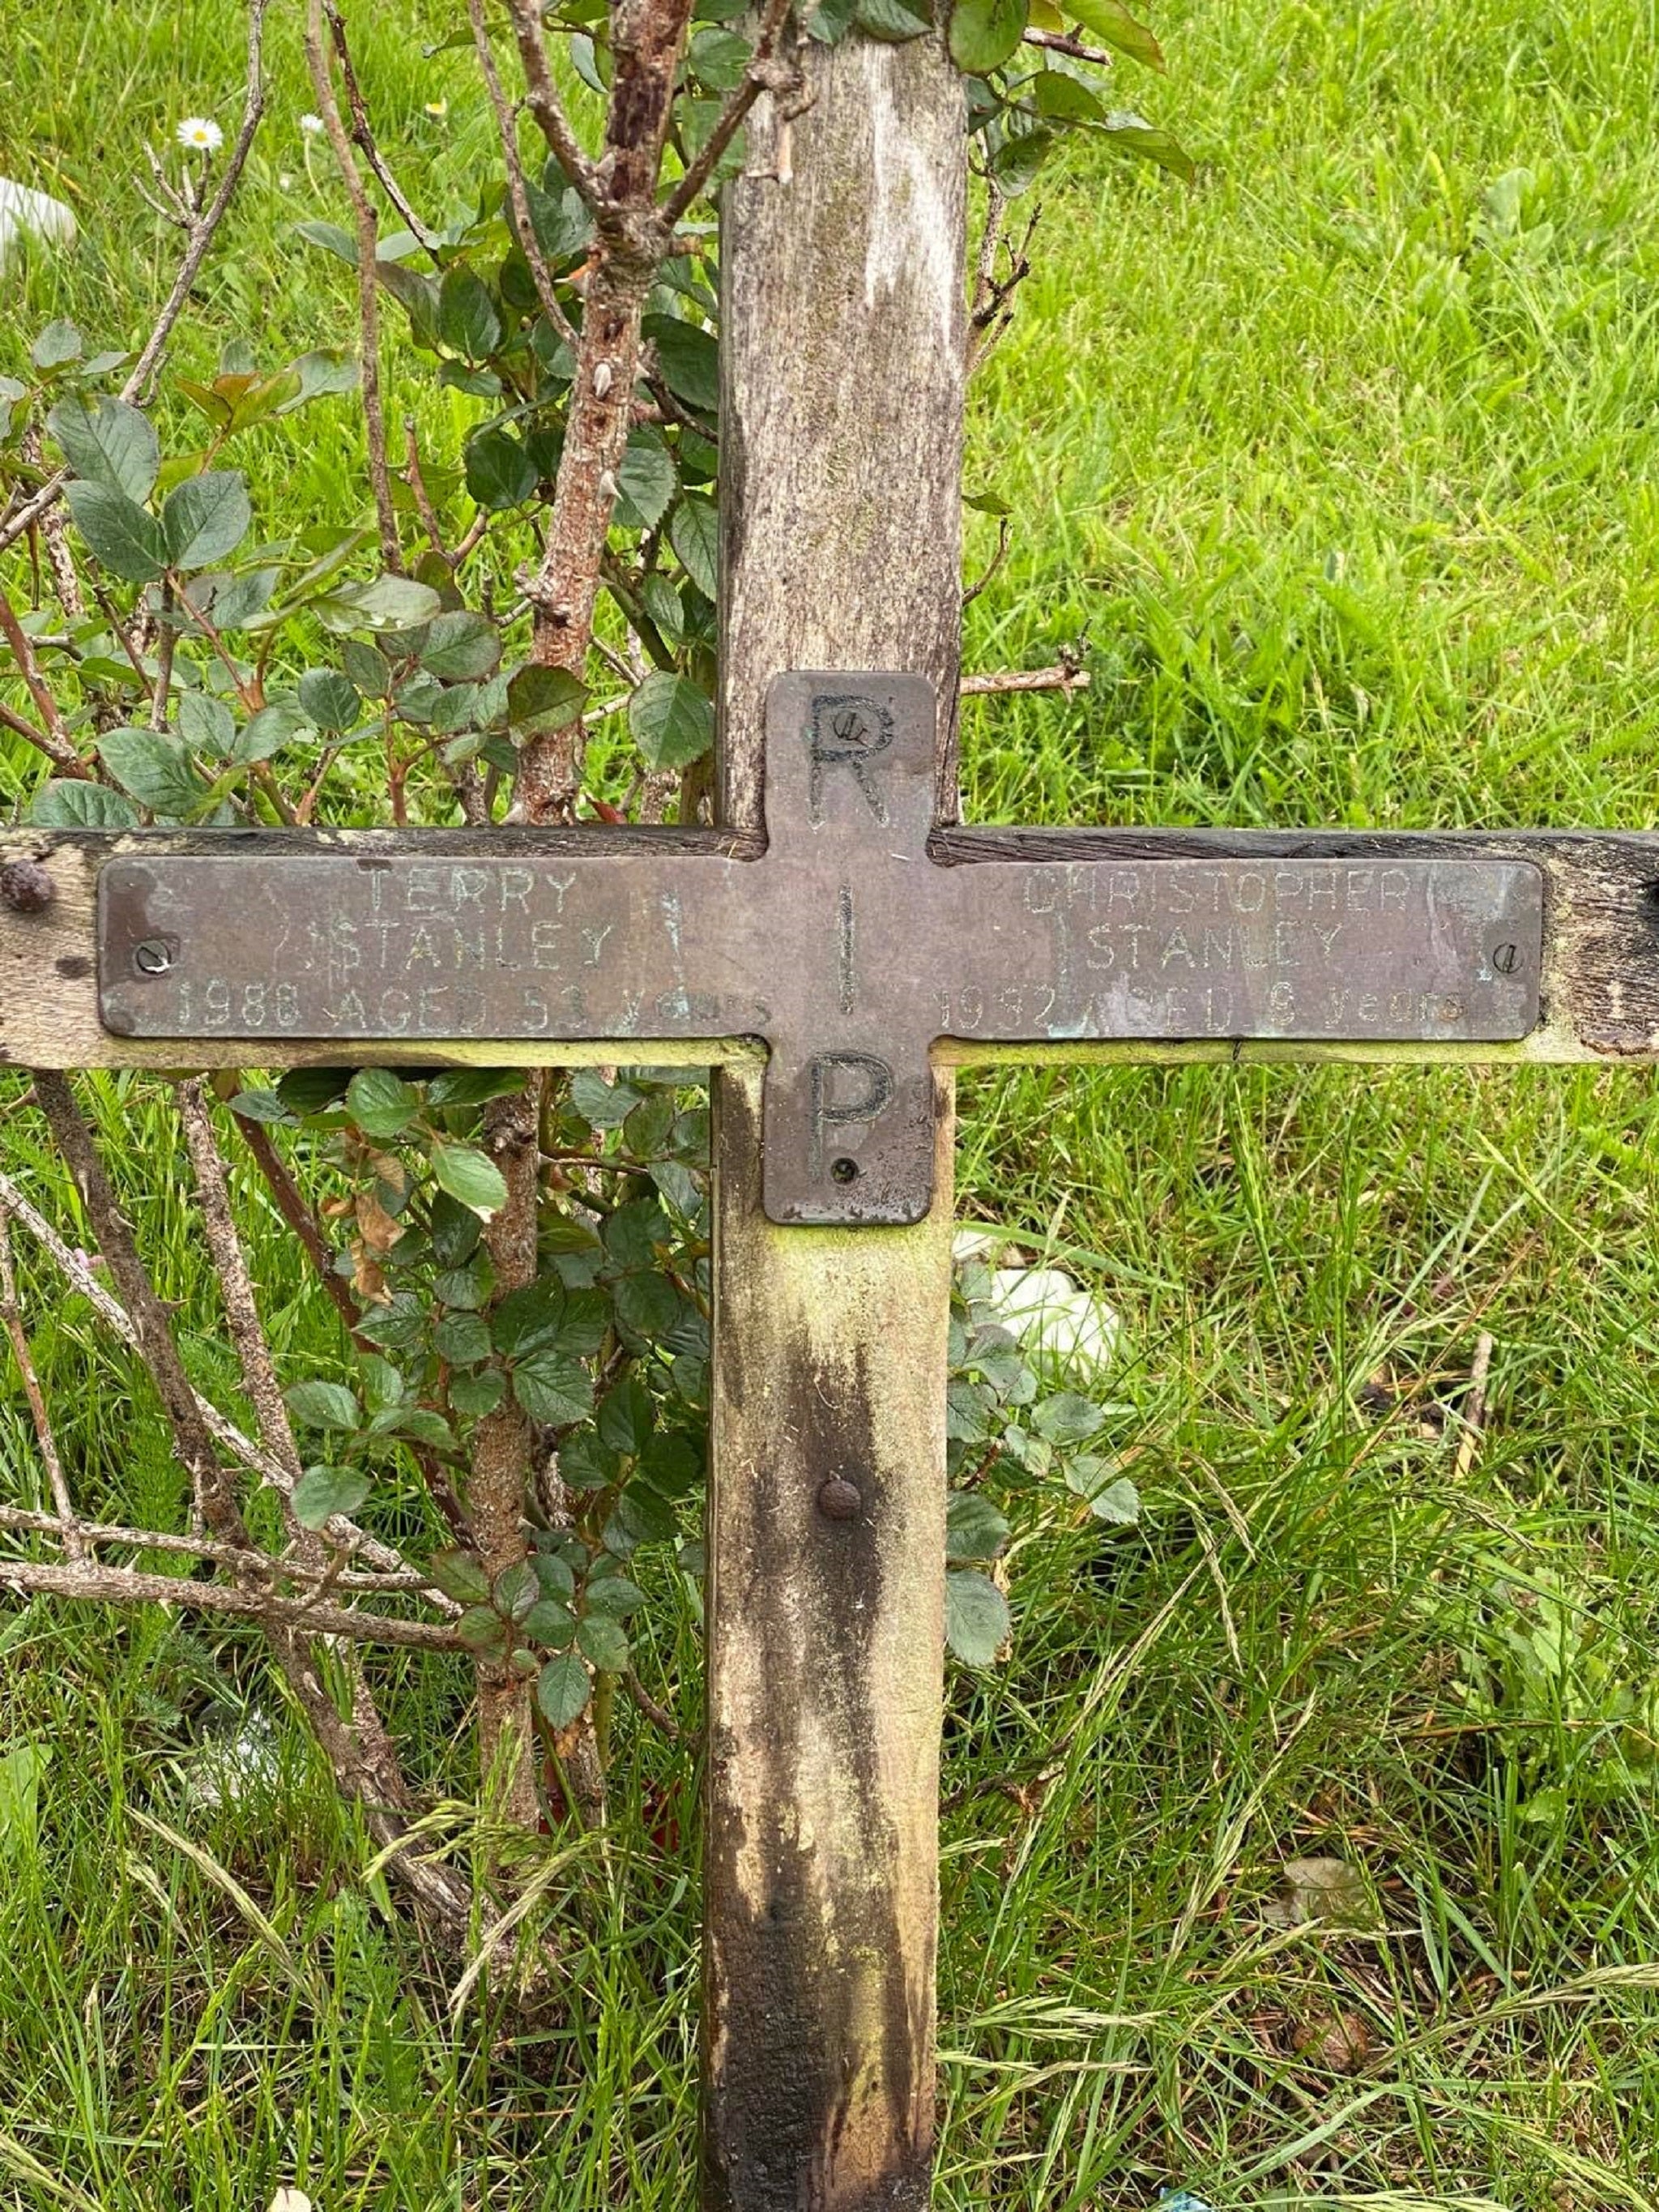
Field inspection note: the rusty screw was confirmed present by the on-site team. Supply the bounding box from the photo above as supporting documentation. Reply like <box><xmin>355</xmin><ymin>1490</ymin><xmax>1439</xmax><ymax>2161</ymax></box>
<box><xmin>817</xmin><ymin>1476</ymin><xmax>862</xmax><ymax>1522</ymax></box>
<box><xmin>133</xmin><ymin>938</ymin><xmax>173</xmax><ymax>976</ymax></box>
<box><xmin>0</xmin><ymin>858</ymin><xmax>53</xmax><ymax>915</ymax></box>
<box><xmin>1491</xmin><ymin>942</ymin><xmax>1519</xmax><ymax>976</ymax></box>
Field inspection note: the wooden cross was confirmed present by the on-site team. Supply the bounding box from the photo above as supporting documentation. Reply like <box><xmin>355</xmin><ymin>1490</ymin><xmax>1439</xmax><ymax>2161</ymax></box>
<box><xmin>5</xmin><ymin>34</ymin><xmax>1659</xmax><ymax>2212</ymax></box>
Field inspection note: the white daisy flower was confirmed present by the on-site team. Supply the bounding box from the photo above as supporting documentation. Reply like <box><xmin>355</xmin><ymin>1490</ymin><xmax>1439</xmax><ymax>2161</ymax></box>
<box><xmin>424</xmin><ymin>98</ymin><xmax>449</xmax><ymax>119</ymax></box>
<box><xmin>177</xmin><ymin>117</ymin><xmax>224</xmax><ymax>152</ymax></box>
<box><xmin>300</xmin><ymin>112</ymin><xmax>325</xmax><ymax>136</ymax></box>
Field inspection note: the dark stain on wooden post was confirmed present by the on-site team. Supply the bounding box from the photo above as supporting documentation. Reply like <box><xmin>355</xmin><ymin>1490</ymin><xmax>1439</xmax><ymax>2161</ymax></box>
<box><xmin>705</xmin><ymin>18</ymin><xmax>965</xmax><ymax>2207</ymax></box>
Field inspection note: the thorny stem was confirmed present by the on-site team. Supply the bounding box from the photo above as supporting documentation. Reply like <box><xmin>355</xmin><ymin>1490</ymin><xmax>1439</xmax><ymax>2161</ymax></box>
<box><xmin>659</xmin><ymin>0</ymin><xmax>799</xmax><ymax>224</ymax></box>
<box><xmin>505</xmin><ymin>0</ymin><xmax>605</xmax><ymax>209</ymax></box>
<box><xmin>322</xmin><ymin>0</ymin><xmax>442</xmax><ymax>257</ymax></box>
<box><xmin>0</xmin><ymin>1503</ymin><xmax>441</xmax><ymax>1591</ymax></box>
<box><xmin>468</xmin><ymin>0</ymin><xmax>582</xmax><ymax>352</ymax></box>
<box><xmin>305</xmin><ymin>0</ymin><xmax>404</xmax><ymax>575</ymax></box>
<box><xmin>960</xmin><ymin>659</ymin><xmax>1090</xmax><ymax>697</ymax></box>
<box><xmin>0</xmin><ymin>587</ymin><xmax>84</xmax><ymax>775</ymax></box>
<box><xmin>0</xmin><ymin>1557</ymin><xmax>466</xmax><ymax>1649</ymax></box>
<box><xmin>0</xmin><ymin>1214</ymin><xmax>83</xmax><ymax>1557</ymax></box>
<box><xmin>0</xmin><ymin>1161</ymin><xmax>418</xmax><ymax>1580</ymax></box>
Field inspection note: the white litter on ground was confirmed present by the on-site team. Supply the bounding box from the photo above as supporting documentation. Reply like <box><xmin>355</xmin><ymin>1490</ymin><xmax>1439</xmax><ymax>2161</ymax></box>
<box><xmin>0</xmin><ymin>181</ymin><xmax>76</xmax><ymax>267</ymax></box>
<box><xmin>953</xmin><ymin>1227</ymin><xmax>1119</xmax><ymax>1377</ymax></box>
<box><xmin>181</xmin><ymin>1711</ymin><xmax>280</xmax><ymax>1809</ymax></box>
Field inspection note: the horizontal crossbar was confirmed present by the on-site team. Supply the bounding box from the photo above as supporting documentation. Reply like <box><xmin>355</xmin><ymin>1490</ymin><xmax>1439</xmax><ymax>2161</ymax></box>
<box><xmin>5</xmin><ymin>823</ymin><xmax>1657</xmax><ymax>1081</ymax></box>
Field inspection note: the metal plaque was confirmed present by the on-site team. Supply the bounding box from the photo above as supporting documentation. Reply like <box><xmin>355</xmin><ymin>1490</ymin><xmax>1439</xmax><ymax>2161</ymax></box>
<box><xmin>98</xmin><ymin>673</ymin><xmax>1543</xmax><ymax>1225</ymax></box>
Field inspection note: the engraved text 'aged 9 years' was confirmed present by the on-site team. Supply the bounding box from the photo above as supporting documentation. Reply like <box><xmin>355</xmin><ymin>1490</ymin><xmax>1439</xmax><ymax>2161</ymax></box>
<box><xmin>96</xmin><ymin>673</ymin><xmax>1543</xmax><ymax>1224</ymax></box>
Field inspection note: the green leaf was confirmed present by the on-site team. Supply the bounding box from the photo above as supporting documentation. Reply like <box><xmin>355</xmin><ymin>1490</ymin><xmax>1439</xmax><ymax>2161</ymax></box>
<box><xmin>603</xmin><ymin>1481</ymin><xmax>676</xmax><ymax>1552</ymax></box>
<box><xmin>639</xmin><ymin>571</ymin><xmax>684</xmax><ymax>649</ymax></box>
<box><xmin>284</xmin><ymin>1380</ymin><xmax>363</xmax><ymax>1431</ymax></box>
<box><xmin>65</xmin><ymin>482</ymin><xmax>167</xmax><ymax>583</ymax></box>
<box><xmin>856</xmin><ymin>0</ymin><xmax>933</xmax><ymax>36</ymax></box>
<box><xmin>359</xmin><ymin>1353</ymin><xmax>405</xmax><ymax>1412</ymax></box>
<box><xmin>1030</xmin><ymin>67</ymin><xmax>1104</xmax><ymax>121</ymax></box>
<box><xmin>614</xmin><ymin>429</ymin><xmax>678</xmax><ymax>532</ymax></box>
<box><xmin>1067</xmin><ymin>1459</ymin><xmax>1141</xmax><ymax>1524</ymax></box>
<box><xmin>437</xmin><ymin>267</ymin><xmax>503</xmax><ymax>361</ymax></box>
<box><xmin>347</xmin><ymin>1067</ymin><xmax>422</xmax><ymax>1138</ymax></box>
<box><xmin>949</xmin><ymin>0</ymin><xmax>1028</xmax><ymax>73</ymax></box>
<box><xmin>314</xmin><ymin>574</ymin><xmax>443</xmax><ymax>634</ymax></box>
<box><xmin>1067</xmin><ymin>0</ymin><xmax>1162</xmax><ymax>67</ymax></box>
<box><xmin>667</xmin><ymin>495</ymin><xmax>718</xmax><ymax>597</ymax></box>
<box><xmin>296</xmin><ymin>668</ymin><xmax>361</xmax><ymax>733</ymax></box>
<box><xmin>29</xmin><ymin>779</ymin><xmax>137</xmax><ymax>829</ymax></box>
<box><xmin>514</xmin><ymin>1350</ymin><xmax>595</xmax><ymax>1426</ymax></box>
<box><xmin>1099</xmin><ymin>111</ymin><xmax>1195</xmax><ymax>182</ymax></box>
<box><xmin>629</xmin><ymin>670</ymin><xmax>714</xmax><ymax>770</ymax></box>
<box><xmin>160</xmin><ymin>471</ymin><xmax>252</xmax><ymax>570</ymax></box>
<box><xmin>177</xmin><ymin>690</ymin><xmax>236</xmax><ymax>754</ymax></box>
<box><xmin>576</xmin><ymin>1612</ymin><xmax>629</xmax><ymax>1672</ymax></box>
<box><xmin>276</xmin><ymin>1066</ymin><xmax>352</xmax><ymax>1116</ymax></box>
<box><xmin>293</xmin><ymin>1464</ymin><xmax>371</xmax><ymax>1529</ymax></box>
<box><xmin>945</xmin><ymin>1569</ymin><xmax>1011</xmax><ymax>1665</ymax></box>
<box><xmin>506</xmin><ymin>662</ymin><xmax>588</xmax><ymax>733</ymax></box>
<box><xmin>31</xmin><ymin>319</ymin><xmax>81</xmax><ymax>369</ymax></box>
<box><xmin>294</xmin><ymin>218</ymin><xmax>359</xmax><ymax>264</ymax></box>
<box><xmin>524</xmin><ymin>169</ymin><xmax>592</xmax><ymax>263</ymax></box>
<box><xmin>494</xmin><ymin>1561</ymin><xmax>539</xmax><ymax>1622</ymax></box>
<box><xmin>465</xmin><ymin>426</ymin><xmax>537</xmax><ymax>510</ymax></box>
<box><xmin>642</xmin><ymin>1428</ymin><xmax>702</xmax><ymax>1498</ymax></box>
<box><xmin>198</xmin><ymin>566</ymin><xmax>280</xmax><ymax>631</ymax></box>
<box><xmin>603</xmin><ymin>1197</ymin><xmax>667</xmax><ymax>1270</ymax></box>
<box><xmin>534</xmin><ymin>1551</ymin><xmax>578</xmax><ymax>1601</ymax></box>
<box><xmin>281</xmin><ymin>348</ymin><xmax>360</xmax><ymax>409</ymax></box>
<box><xmin>598</xmin><ymin>1377</ymin><xmax>655</xmax><ymax>1457</ymax></box>
<box><xmin>642</xmin><ymin>314</ymin><xmax>719</xmax><ymax>414</ymax></box>
<box><xmin>0</xmin><ymin>1744</ymin><xmax>49</xmax><ymax>1862</ymax></box>
<box><xmin>569</xmin><ymin>1068</ymin><xmax>639</xmax><ymax>1129</ymax></box>
<box><xmin>426</xmin><ymin>1068</ymin><xmax>526</xmax><ymax>1108</ymax></box>
<box><xmin>227</xmin><ymin>1088</ymin><xmax>288</xmax><ymax>1123</ymax></box>
<box><xmin>491</xmin><ymin>1280</ymin><xmax>565</xmax><ymax>1359</ymax></box>
<box><xmin>808</xmin><ymin>0</ymin><xmax>859</xmax><ymax>40</ymax></box>
<box><xmin>688</xmin><ymin>23</ymin><xmax>750</xmax><ymax>86</ymax></box>
<box><xmin>585</xmin><ymin>1573</ymin><xmax>646</xmax><ymax>1617</ymax></box>
<box><xmin>96</xmin><ymin>727</ymin><xmax>209</xmax><ymax>816</ymax></box>
<box><xmin>431</xmin><ymin>1142</ymin><xmax>508</xmax><ymax>1219</ymax></box>
<box><xmin>522</xmin><ymin>1596</ymin><xmax>575</xmax><ymax>1646</ymax></box>
<box><xmin>945</xmin><ymin>1490</ymin><xmax>1010</xmax><ymax>1562</ymax></box>
<box><xmin>990</xmin><ymin>122</ymin><xmax>1056</xmax><ymax>194</ymax></box>
<box><xmin>450</xmin><ymin>1369</ymin><xmax>506</xmax><ymax>1419</ymax></box>
<box><xmin>537</xmin><ymin>1650</ymin><xmax>591</xmax><ymax>1727</ymax></box>
<box><xmin>420</xmin><ymin>609</ymin><xmax>501</xmax><ymax>681</ymax></box>
<box><xmin>46</xmin><ymin>394</ymin><xmax>160</xmax><ymax>501</ymax></box>
<box><xmin>1032</xmin><ymin>1390</ymin><xmax>1106</xmax><ymax>1444</ymax></box>
<box><xmin>429</xmin><ymin>1548</ymin><xmax>491</xmax><ymax>1605</ymax></box>
<box><xmin>458</xmin><ymin>1605</ymin><xmax>509</xmax><ymax>1655</ymax></box>
<box><xmin>433</xmin><ymin>1309</ymin><xmax>493</xmax><ymax>1366</ymax></box>
<box><xmin>612</xmin><ymin>1270</ymin><xmax>681</xmax><ymax>1339</ymax></box>
<box><xmin>430</xmin><ymin>1189</ymin><xmax>483</xmax><ymax>1268</ymax></box>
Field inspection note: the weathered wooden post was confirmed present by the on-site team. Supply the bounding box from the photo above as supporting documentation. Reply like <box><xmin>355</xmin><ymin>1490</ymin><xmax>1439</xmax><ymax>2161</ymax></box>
<box><xmin>706</xmin><ymin>32</ymin><xmax>964</xmax><ymax>2208</ymax></box>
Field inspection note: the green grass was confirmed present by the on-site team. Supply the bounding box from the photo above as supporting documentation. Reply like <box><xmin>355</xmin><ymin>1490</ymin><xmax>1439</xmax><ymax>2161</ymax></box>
<box><xmin>8</xmin><ymin>0</ymin><xmax>1659</xmax><ymax>2202</ymax></box>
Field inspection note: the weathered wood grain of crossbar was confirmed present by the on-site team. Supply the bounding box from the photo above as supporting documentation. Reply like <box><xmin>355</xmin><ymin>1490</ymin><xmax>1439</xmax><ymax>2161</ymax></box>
<box><xmin>8</xmin><ymin>825</ymin><xmax>1659</xmax><ymax>1072</ymax></box>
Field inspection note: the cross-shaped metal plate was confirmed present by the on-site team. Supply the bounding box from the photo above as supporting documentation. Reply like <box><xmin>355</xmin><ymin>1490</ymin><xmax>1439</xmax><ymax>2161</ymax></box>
<box><xmin>95</xmin><ymin>672</ymin><xmax>1544</xmax><ymax>1223</ymax></box>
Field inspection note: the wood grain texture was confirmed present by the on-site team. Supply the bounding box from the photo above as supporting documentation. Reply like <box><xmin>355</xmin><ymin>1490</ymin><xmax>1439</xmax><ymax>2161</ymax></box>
<box><xmin>706</xmin><ymin>28</ymin><xmax>965</xmax><ymax>2211</ymax></box>
<box><xmin>8</xmin><ymin>827</ymin><xmax>1659</xmax><ymax>1071</ymax></box>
